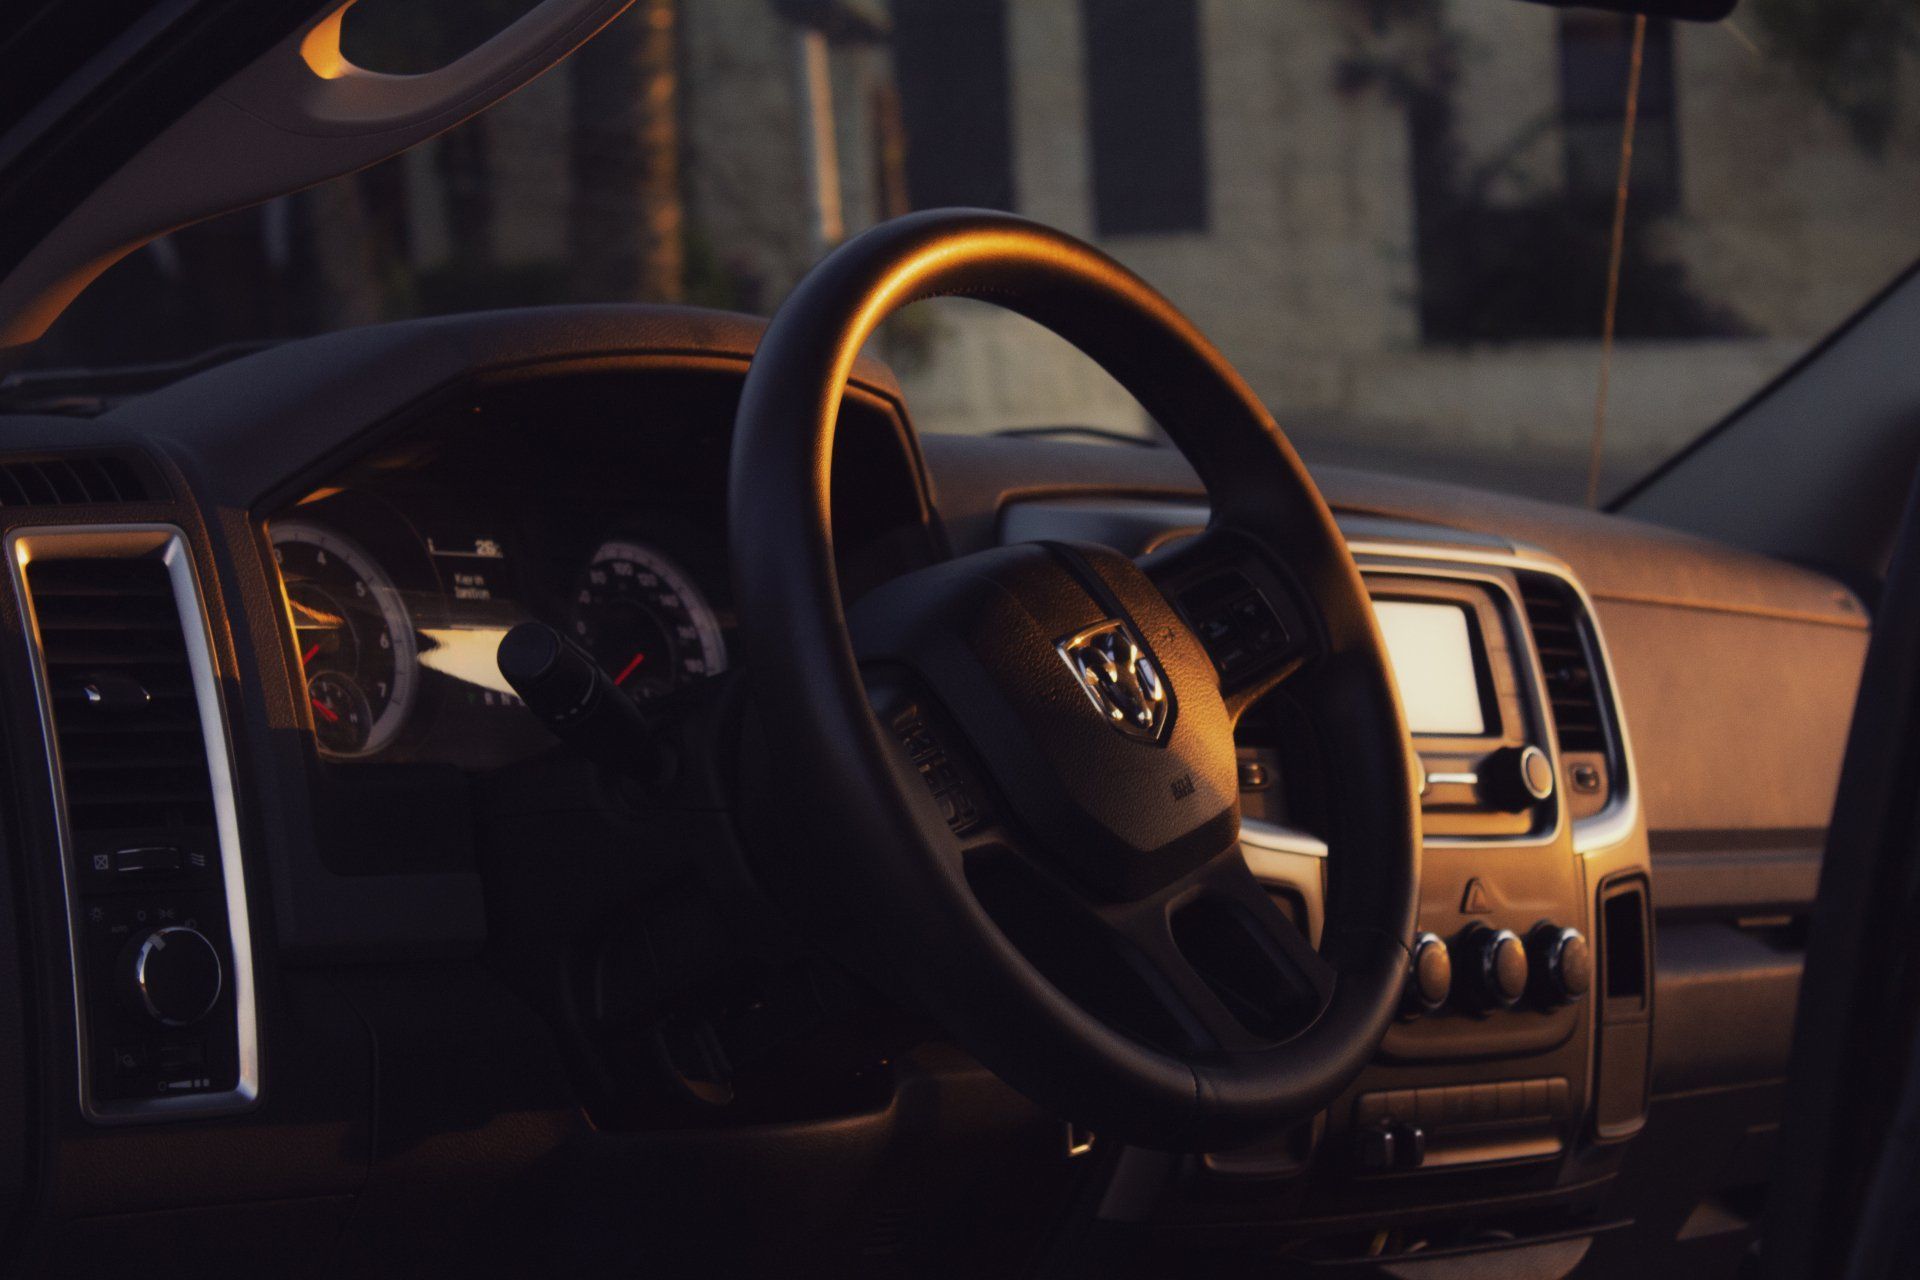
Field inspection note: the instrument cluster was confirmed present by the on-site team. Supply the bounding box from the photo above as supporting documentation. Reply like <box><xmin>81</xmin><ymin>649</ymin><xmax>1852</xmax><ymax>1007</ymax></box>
<box><xmin>269</xmin><ymin>488</ymin><xmax>732</xmax><ymax>770</ymax></box>
<box><xmin>259</xmin><ymin>363</ymin><xmax>935</xmax><ymax>773</ymax></box>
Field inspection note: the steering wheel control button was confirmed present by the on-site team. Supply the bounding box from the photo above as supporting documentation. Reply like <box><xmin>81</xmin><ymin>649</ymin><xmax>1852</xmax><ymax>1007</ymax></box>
<box><xmin>1460</xmin><ymin>926</ymin><xmax>1529</xmax><ymax>1011</ymax></box>
<box><xmin>1483</xmin><ymin>744</ymin><xmax>1556</xmax><ymax>811</ymax></box>
<box><xmin>1403</xmin><ymin>932</ymin><xmax>1453</xmax><ymax>1016</ymax></box>
<box><xmin>121</xmin><ymin>926</ymin><xmax>223</xmax><ymax>1028</ymax></box>
<box><xmin>890</xmin><ymin>704</ymin><xmax>988</xmax><ymax>835</ymax></box>
<box><xmin>1229</xmin><ymin>592</ymin><xmax>1287</xmax><ymax>653</ymax></box>
<box><xmin>1178</xmin><ymin>573</ymin><xmax>1289</xmax><ymax>682</ymax></box>
<box><xmin>1529</xmin><ymin>923</ymin><xmax>1593</xmax><ymax>1005</ymax></box>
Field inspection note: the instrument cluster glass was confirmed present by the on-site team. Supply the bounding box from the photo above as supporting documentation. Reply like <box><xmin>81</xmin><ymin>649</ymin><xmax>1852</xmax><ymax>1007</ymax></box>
<box><xmin>270</xmin><ymin>502</ymin><xmax>732</xmax><ymax>767</ymax></box>
<box><xmin>573</xmin><ymin>540</ymin><xmax>728</xmax><ymax>700</ymax></box>
<box><xmin>272</xmin><ymin>519</ymin><xmax>418</xmax><ymax>759</ymax></box>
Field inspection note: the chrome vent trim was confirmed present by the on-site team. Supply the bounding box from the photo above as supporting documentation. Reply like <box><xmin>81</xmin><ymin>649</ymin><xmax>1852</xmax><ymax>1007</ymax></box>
<box><xmin>9</xmin><ymin>525</ymin><xmax>259</xmax><ymax>1123</ymax></box>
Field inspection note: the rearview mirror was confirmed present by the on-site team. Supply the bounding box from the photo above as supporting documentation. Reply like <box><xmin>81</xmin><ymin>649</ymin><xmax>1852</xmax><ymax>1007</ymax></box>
<box><xmin>1517</xmin><ymin>0</ymin><xmax>1735</xmax><ymax>20</ymax></box>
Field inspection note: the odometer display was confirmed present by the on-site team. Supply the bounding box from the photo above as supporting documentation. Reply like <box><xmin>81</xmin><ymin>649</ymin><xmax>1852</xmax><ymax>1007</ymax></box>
<box><xmin>574</xmin><ymin>540</ymin><xmax>727</xmax><ymax>699</ymax></box>
<box><xmin>273</xmin><ymin>520</ymin><xmax>418</xmax><ymax>759</ymax></box>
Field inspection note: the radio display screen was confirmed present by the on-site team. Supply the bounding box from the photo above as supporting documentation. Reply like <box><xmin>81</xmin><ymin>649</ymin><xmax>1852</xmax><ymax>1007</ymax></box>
<box><xmin>1371</xmin><ymin>600</ymin><xmax>1487</xmax><ymax>736</ymax></box>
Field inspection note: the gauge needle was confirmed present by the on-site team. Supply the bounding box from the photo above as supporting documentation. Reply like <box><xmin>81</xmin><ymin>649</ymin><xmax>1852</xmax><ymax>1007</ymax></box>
<box><xmin>613</xmin><ymin>653</ymin><xmax>646</xmax><ymax>686</ymax></box>
<box><xmin>310</xmin><ymin>697</ymin><xmax>339</xmax><ymax>724</ymax></box>
<box><xmin>301</xmin><ymin>643</ymin><xmax>321</xmax><ymax>666</ymax></box>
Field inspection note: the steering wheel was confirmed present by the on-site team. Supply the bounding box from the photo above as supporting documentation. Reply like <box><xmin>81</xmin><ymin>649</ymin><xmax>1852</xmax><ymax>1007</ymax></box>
<box><xmin>729</xmin><ymin>210</ymin><xmax>1419</xmax><ymax>1150</ymax></box>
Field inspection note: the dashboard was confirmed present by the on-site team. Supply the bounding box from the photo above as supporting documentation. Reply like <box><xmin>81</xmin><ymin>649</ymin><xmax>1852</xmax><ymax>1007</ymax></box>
<box><xmin>0</xmin><ymin>305</ymin><xmax>1869</xmax><ymax>1277</ymax></box>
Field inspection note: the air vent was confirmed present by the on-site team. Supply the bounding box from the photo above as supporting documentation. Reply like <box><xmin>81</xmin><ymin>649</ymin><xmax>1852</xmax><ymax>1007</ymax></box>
<box><xmin>26</xmin><ymin>556</ymin><xmax>216</xmax><ymax>835</ymax></box>
<box><xmin>0</xmin><ymin>454</ymin><xmax>149</xmax><ymax>506</ymax></box>
<box><xmin>1518</xmin><ymin>576</ymin><xmax>1606</xmax><ymax>753</ymax></box>
<box><xmin>12</xmin><ymin>527</ymin><xmax>258</xmax><ymax>1123</ymax></box>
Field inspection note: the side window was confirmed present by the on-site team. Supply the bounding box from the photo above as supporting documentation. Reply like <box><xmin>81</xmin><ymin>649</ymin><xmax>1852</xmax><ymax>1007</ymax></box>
<box><xmin>892</xmin><ymin>0</ymin><xmax>1017</xmax><ymax>211</ymax></box>
<box><xmin>1559</xmin><ymin>13</ymin><xmax>1681</xmax><ymax>213</ymax></box>
<box><xmin>1082</xmin><ymin>0</ymin><xmax>1208</xmax><ymax>236</ymax></box>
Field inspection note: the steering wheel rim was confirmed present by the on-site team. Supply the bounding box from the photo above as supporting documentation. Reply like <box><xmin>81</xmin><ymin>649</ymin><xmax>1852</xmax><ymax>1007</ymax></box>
<box><xmin>730</xmin><ymin>209</ymin><xmax>1419</xmax><ymax>1150</ymax></box>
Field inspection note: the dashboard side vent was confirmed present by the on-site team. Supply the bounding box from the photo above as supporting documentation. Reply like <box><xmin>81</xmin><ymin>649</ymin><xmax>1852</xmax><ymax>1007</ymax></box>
<box><xmin>25</xmin><ymin>556</ymin><xmax>217</xmax><ymax>836</ymax></box>
<box><xmin>1518</xmin><ymin>576</ymin><xmax>1606</xmax><ymax>753</ymax></box>
<box><xmin>0</xmin><ymin>454</ymin><xmax>150</xmax><ymax>506</ymax></box>
<box><xmin>12</xmin><ymin>527</ymin><xmax>259</xmax><ymax>1123</ymax></box>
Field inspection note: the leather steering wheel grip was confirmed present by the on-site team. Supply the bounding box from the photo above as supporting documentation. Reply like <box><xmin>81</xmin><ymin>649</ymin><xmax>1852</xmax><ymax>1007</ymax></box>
<box><xmin>729</xmin><ymin>209</ymin><xmax>1420</xmax><ymax>1149</ymax></box>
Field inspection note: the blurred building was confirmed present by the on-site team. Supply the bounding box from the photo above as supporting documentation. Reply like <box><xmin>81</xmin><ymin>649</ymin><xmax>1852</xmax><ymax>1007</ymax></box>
<box><xmin>675</xmin><ymin>0</ymin><xmax>1912</xmax><ymax>501</ymax></box>
<box><xmin>38</xmin><ymin>0</ymin><xmax>1920</xmax><ymax>504</ymax></box>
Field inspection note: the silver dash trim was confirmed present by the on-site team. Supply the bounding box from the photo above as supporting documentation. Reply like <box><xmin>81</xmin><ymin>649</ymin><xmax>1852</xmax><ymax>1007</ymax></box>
<box><xmin>9</xmin><ymin>525</ymin><xmax>260</xmax><ymax>1123</ymax></box>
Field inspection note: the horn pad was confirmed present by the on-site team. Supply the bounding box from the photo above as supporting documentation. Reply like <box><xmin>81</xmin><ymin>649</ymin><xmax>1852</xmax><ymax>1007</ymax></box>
<box><xmin>850</xmin><ymin>541</ymin><xmax>1238</xmax><ymax>900</ymax></box>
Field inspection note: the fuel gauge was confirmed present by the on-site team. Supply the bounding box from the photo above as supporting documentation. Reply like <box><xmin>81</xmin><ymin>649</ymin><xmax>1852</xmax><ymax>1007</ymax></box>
<box><xmin>305</xmin><ymin>671</ymin><xmax>375</xmax><ymax>757</ymax></box>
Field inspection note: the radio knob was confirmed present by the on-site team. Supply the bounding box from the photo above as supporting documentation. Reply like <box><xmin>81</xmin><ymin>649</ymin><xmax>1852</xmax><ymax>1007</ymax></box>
<box><xmin>1529</xmin><ymin>923</ymin><xmax>1592</xmax><ymax>1005</ymax></box>
<box><xmin>119</xmin><ymin>926</ymin><xmax>223</xmax><ymax>1027</ymax></box>
<box><xmin>1482</xmin><ymin>745</ymin><xmax>1555</xmax><ymax>812</ymax></box>
<box><xmin>1403</xmin><ymin>932</ymin><xmax>1452</xmax><ymax>1015</ymax></box>
<box><xmin>1461</xmin><ymin>926</ymin><xmax>1529</xmax><ymax>1011</ymax></box>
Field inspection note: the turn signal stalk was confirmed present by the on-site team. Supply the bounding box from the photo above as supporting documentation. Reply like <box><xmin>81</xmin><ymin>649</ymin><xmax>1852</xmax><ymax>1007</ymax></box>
<box><xmin>496</xmin><ymin>621</ymin><xmax>674</xmax><ymax>783</ymax></box>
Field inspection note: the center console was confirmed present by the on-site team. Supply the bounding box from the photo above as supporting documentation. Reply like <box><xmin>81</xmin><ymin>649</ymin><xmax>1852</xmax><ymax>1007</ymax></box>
<box><xmin>1001</xmin><ymin>501</ymin><xmax>1655</xmax><ymax>1262</ymax></box>
<box><xmin>1321</xmin><ymin>540</ymin><xmax>1646</xmax><ymax>1185</ymax></box>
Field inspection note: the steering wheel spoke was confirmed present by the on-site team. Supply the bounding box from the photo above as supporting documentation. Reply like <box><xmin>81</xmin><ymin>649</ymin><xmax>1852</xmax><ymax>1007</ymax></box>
<box><xmin>1195</xmin><ymin>851</ymin><xmax>1338</xmax><ymax>1008</ymax></box>
<box><xmin>1075</xmin><ymin>847</ymin><xmax>1336</xmax><ymax>1056</ymax></box>
<box><xmin>1096</xmin><ymin>895</ymin><xmax>1277</xmax><ymax>1055</ymax></box>
<box><xmin>1139</xmin><ymin>524</ymin><xmax>1323</xmax><ymax>723</ymax></box>
<box><xmin>969</xmin><ymin>823</ymin><xmax>1333</xmax><ymax>1058</ymax></box>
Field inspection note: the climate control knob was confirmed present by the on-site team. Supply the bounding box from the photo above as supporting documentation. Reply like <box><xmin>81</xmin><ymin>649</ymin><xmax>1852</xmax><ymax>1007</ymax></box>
<box><xmin>119</xmin><ymin>926</ymin><xmax>223</xmax><ymax>1027</ymax></box>
<box><xmin>1461</xmin><ymin>926</ymin><xmax>1529</xmax><ymax>1011</ymax></box>
<box><xmin>1403</xmin><ymin>932</ymin><xmax>1452</xmax><ymax>1015</ymax></box>
<box><xmin>1528</xmin><ymin>923</ymin><xmax>1592</xmax><ymax>1005</ymax></box>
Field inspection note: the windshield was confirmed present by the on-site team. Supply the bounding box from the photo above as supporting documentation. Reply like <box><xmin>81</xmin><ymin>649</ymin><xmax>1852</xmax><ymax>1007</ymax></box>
<box><xmin>25</xmin><ymin>0</ymin><xmax>1920</xmax><ymax>505</ymax></box>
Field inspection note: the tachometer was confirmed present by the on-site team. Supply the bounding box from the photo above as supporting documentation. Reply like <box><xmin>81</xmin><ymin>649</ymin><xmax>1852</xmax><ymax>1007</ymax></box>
<box><xmin>574</xmin><ymin>540</ymin><xmax>727</xmax><ymax>699</ymax></box>
<box><xmin>272</xmin><ymin>519</ymin><xmax>419</xmax><ymax>759</ymax></box>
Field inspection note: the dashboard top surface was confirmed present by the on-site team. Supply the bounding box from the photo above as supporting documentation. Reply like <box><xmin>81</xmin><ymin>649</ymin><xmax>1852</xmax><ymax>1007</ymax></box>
<box><xmin>918</xmin><ymin>433</ymin><xmax>1868</xmax><ymax>633</ymax></box>
<box><xmin>0</xmin><ymin>304</ymin><xmax>1866</xmax><ymax>857</ymax></box>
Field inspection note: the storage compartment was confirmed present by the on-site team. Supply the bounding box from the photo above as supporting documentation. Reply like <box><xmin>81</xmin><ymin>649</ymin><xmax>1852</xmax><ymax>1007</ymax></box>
<box><xmin>1594</xmin><ymin>876</ymin><xmax>1653</xmax><ymax>1140</ymax></box>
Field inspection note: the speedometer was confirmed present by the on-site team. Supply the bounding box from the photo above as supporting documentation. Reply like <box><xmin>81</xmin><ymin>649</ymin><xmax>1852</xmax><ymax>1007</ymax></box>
<box><xmin>573</xmin><ymin>540</ymin><xmax>727</xmax><ymax>699</ymax></box>
<box><xmin>272</xmin><ymin>519</ymin><xmax>418</xmax><ymax>759</ymax></box>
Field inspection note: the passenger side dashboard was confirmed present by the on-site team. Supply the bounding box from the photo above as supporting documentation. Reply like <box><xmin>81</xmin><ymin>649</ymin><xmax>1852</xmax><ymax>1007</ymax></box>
<box><xmin>925</xmin><ymin>433</ymin><xmax>1865</xmax><ymax>1269</ymax></box>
